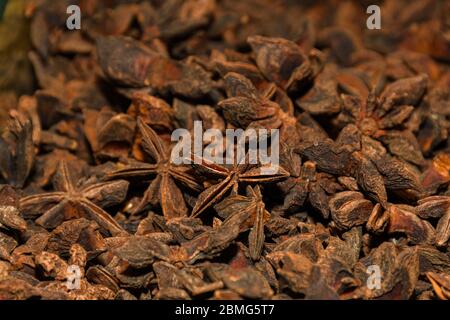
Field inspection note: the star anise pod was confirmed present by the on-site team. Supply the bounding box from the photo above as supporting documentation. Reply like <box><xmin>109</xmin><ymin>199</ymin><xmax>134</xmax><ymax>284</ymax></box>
<box><xmin>20</xmin><ymin>161</ymin><xmax>128</xmax><ymax>236</ymax></box>
<box><xmin>275</xmin><ymin>160</ymin><xmax>316</xmax><ymax>214</ymax></box>
<box><xmin>297</xmin><ymin>123</ymin><xmax>422</xmax><ymax>208</ymax></box>
<box><xmin>108</xmin><ymin>118</ymin><xmax>202</xmax><ymax>219</ymax></box>
<box><xmin>337</xmin><ymin>74</ymin><xmax>428</xmax><ymax>132</ymax></box>
<box><xmin>214</xmin><ymin>185</ymin><xmax>270</xmax><ymax>260</ymax></box>
<box><xmin>218</xmin><ymin>72</ymin><xmax>302</xmax><ymax>176</ymax></box>
<box><xmin>190</xmin><ymin>153</ymin><xmax>289</xmax><ymax>217</ymax></box>
<box><xmin>336</xmin><ymin>74</ymin><xmax>428</xmax><ymax>166</ymax></box>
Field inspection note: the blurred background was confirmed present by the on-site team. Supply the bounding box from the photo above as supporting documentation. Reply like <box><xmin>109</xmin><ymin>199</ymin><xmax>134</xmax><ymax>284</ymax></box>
<box><xmin>0</xmin><ymin>0</ymin><xmax>448</xmax><ymax>135</ymax></box>
<box><xmin>0</xmin><ymin>0</ymin><xmax>34</xmax><ymax>95</ymax></box>
<box><xmin>0</xmin><ymin>0</ymin><xmax>33</xmax><ymax>133</ymax></box>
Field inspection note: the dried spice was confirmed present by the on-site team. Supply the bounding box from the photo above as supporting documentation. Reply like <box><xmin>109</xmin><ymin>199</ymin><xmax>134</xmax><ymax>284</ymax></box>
<box><xmin>108</xmin><ymin>118</ymin><xmax>202</xmax><ymax>219</ymax></box>
<box><xmin>20</xmin><ymin>161</ymin><xmax>129</xmax><ymax>236</ymax></box>
<box><xmin>0</xmin><ymin>0</ymin><xmax>449</xmax><ymax>301</ymax></box>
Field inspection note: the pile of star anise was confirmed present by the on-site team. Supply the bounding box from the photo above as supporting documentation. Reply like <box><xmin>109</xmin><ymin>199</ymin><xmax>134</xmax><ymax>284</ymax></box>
<box><xmin>0</xmin><ymin>0</ymin><xmax>449</xmax><ymax>300</ymax></box>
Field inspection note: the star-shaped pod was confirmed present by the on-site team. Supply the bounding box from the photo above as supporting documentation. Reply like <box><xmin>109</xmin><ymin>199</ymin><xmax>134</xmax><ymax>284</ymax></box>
<box><xmin>20</xmin><ymin>161</ymin><xmax>128</xmax><ymax>236</ymax></box>
<box><xmin>336</xmin><ymin>74</ymin><xmax>428</xmax><ymax>166</ymax></box>
<box><xmin>190</xmin><ymin>153</ymin><xmax>288</xmax><ymax>217</ymax></box>
<box><xmin>108</xmin><ymin>118</ymin><xmax>202</xmax><ymax>219</ymax></box>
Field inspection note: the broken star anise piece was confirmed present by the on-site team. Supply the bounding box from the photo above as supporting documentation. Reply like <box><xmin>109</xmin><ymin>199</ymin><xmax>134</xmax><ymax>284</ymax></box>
<box><xmin>0</xmin><ymin>111</ymin><xmax>35</xmax><ymax>188</ymax></box>
<box><xmin>426</xmin><ymin>271</ymin><xmax>450</xmax><ymax>300</ymax></box>
<box><xmin>0</xmin><ymin>185</ymin><xmax>27</xmax><ymax>232</ymax></box>
<box><xmin>20</xmin><ymin>161</ymin><xmax>128</xmax><ymax>236</ymax></box>
<box><xmin>214</xmin><ymin>185</ymin><xmax>270</xmax><ymax>260</ymax></box>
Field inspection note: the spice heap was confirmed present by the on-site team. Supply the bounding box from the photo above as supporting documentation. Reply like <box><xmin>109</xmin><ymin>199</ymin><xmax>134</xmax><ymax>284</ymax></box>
<box><xmin>0</xmin><ymin>0</ymin><xmax>449</xmax><ymax>300</ymax></box>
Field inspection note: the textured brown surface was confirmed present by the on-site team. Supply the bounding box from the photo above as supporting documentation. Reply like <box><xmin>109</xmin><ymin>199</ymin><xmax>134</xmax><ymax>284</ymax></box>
<box><xmin>0</xmin><ymin>0</ymin><xmax>449</xmax><ymax>300</ymax></box>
